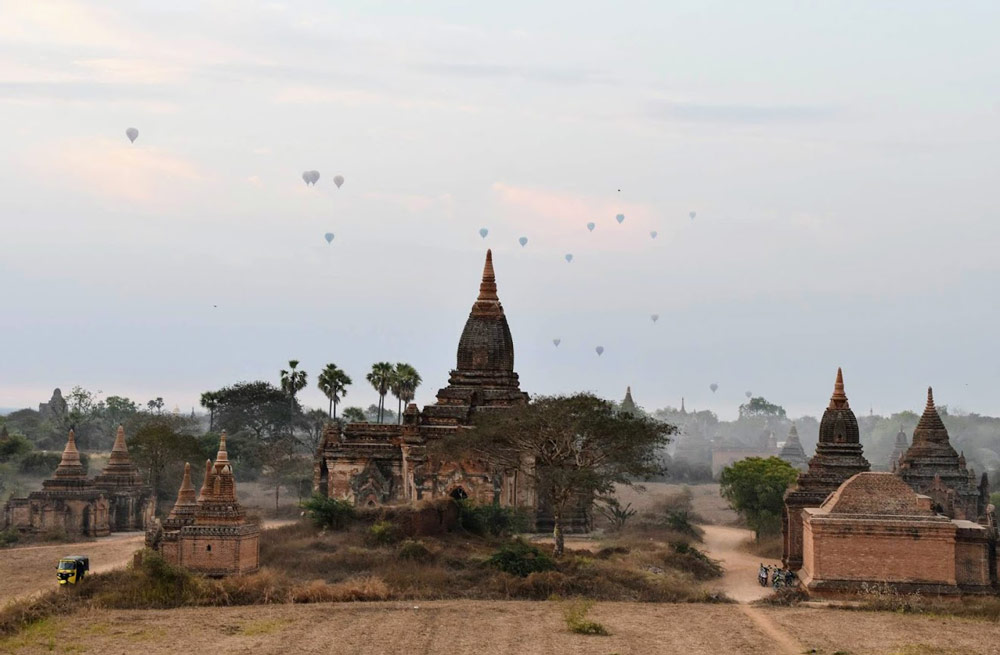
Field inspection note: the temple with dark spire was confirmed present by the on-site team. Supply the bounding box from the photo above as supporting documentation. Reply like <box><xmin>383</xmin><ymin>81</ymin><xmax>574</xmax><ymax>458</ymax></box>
<box><xmin>313</xmin><ymin>251</ymin><xmax>551</xmax><ymax>526</ymax></box>
<box><xmin>782</xmin><ymin>368</ymin><xmax>871</xmax><ymax>570</ymax></box>
<box><xmin>152</xmin><ymin>432</ymin><xmax>259</xmax><ymax>576</ymax></box>
<box><xmin>93</xmin><ymin>424</ymin><xmax>154</xmax><ymax>531</ymax></box>
<box><xmin>3</xmin><ymin>428</ymin><xmax>110</xmax><ymax>537</ymax></box>
<box><xmin>619</xmin><ymin>386</ymin><xmax>640</xmax><ymax>416</ymax></box>
<box><xmin>889</xmin><ymin>425</ymin><xmax>909</xmax><ymax>472</ymax></box>
<box><xmin>778</xmin><ymin>424</ymin><xmax>808</xmax><ymax>471</ymax></box>
<box><xmin>897</xmin><ymin>388</ymin><xmax>988</xmax><ymax>521</ymax></box>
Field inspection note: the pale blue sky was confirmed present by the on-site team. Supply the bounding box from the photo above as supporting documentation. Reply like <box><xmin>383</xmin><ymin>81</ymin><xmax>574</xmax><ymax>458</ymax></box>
<box><xmin>2</xmin><ymin>1</ymin><xmax>999</xmax><ymax>419</ymax></box>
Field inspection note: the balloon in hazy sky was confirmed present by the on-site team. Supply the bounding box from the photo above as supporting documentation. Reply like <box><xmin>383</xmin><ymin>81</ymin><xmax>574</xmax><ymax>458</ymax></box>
<box><xmin>324</xmin><ymin>233</ymin><xmax>334</xmax><ymax>244</ymax></box>
<box><xmin>616</xmin><ymin>213</ymin><xmax>625</xmax><ymax>224</ymax></box>
<box><xmin>745</xmin><ymin>390</ymin><xmax>753</xmax><ymax>398</ymax></box>
<box><xmin>651</xmin><ymin>314</ymin><xmax>659</xmax><ymax>323</ymax></box>
<box><xmin>595</xmin><ymin>346</ymin><xmax>604</xmax><ymax>356</ymax></box>
<box><xmin>689</xmin><ymin>211</ymin><xmax>697</xmax><ymax>220</ymax></box>
<box><xmin>565</xmin><ymin>253</ymin><xmax>573</xmax><ymax>263</ymax></box>
<box><xmin>333</xmin><ymin>175</ymin><xmax>344</xmax><ymax>188</ymax></box>
<box><xmin>552</xmin><ymin>338</ymin><xmax>561</xmax><ymax>347</ymax></box>
<box><xmin>302</xmin><ymin>171</ymin><xmax>310</xmax><ymax>185</ymax></box>
<box><xmin>479</xmin><ymin>228</ymin><xmax>488</xmax><ymax>239</ymax></box>
<box><xmin>650</xmin><ymin>230</ymin><xmax>658</xmax><ymax>239</ymax></box>
<box><xmin>586</xmin><ymin>222</ymin><xmax>595</xmax><ymax>232</ymax></box>
<box><xmin>303</xmin><ymin>170</ymin><xmax>320</xmax><ymax>185</ymax></box>
<box><xmin>518</xmin><ymin>236</ymin><xmax>528</xmax><ymax>247</ymax></box>
<box><xmin>125</xmin><ymin>127</ymin><xmax>138</xmax><ymax>143</ymax></box>
<box><xmin>710</xmin><ymin>383</ymin><xmax>719</xmax><ymax>393</ymax></box>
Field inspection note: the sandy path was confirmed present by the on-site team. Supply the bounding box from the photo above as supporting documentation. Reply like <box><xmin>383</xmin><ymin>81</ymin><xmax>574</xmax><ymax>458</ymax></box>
<box><xmin>0</xmin><ymin>520</ymin><xmax>296</xmax><ymax>603</ymax></box>
<box><xmin>700</xmin><ymin>524</ymin><xmax>779</xmax><ymax>603</ymax></box>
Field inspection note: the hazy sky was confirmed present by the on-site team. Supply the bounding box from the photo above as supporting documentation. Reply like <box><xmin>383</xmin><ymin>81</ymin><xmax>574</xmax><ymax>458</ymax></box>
<box><xmin>2</xmin><ymin>1</ymin><xmax>1000</xmax><ymax>420</ymax></box>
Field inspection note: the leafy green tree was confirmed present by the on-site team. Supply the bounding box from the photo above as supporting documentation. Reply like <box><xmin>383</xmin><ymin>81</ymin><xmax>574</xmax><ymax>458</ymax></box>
<box><xmin>390</xmin><ymin>363</ymin><xmax>422</xmax><ymax>424</ymax></box>
<box><xmin>719</xmin><ymin>456</ymin><xmax>799</xmax><ymax>540</ymax></box>
<box><xmin>0</xmin><ymin>427</ymin><xmax>32</xmax><ymax>462</ymax></box>
<box><xmin>104</xmin><ymin>396</ymin><xmax>139</xmax><ymax>431</ymax></box>
<box><xmin>366</xmin><ymin>362</ymin><xmax>394</xmax><ymax>423</ymax></box>
<box><xmin>438</xmin><ymin>393</ymin><xmax>674</xmax><ymax>556</ymax></box>
<box><xmin>738</xmin><ymin>397</ymin><xmax>787</xmax><ymax>419</ymax></box>
<box><xmin>146</xmin><ymin>397</ymin><xmax>165</xmax><ymax>414</ymax></box>
<box><xmin>279</xmin><ymin>360</ymin><xmax>308</xmax><ymax>436</ymax></box>
<box><xmin>210</xmin><ymin>381</ymin><xmax>297</xmax><ymax>444</ymax></box>
<box><xmin>129</xmin><ymin>418</ymin><xmax>204</xmax><ymax>503</ymax></box>
<box><xmin>317</xmin><ymin>363</ymin><xmax>352</xmax><ymax>419</ymax></box>
<box><xmin>302</xmin><ymin>408</ymin><xmax>330</xmax><ymax>452</ymax></box>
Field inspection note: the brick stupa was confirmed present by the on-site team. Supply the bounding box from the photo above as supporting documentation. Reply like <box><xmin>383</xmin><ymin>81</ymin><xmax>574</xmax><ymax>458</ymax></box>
<box><xmin>897</xmin><ymin>388</ymin><xmax>988</xmax><ymax>521</ymax></box>
<box><xmin>3</xmin><ymin>429</ymin><xmax>110</xmax><ymax>537</ymax></box>
<box><xmin>155</xmin><ymin>432</ymin><xmax>259</xmax><ymax>576</ymax></box>
<box><xmin>92</xmin><ymin>425</ymin><xmax>154</xmax><ymax>530</ymax></box>
<box><xmin>778</xmin><ymin>424</ymin><xmax>808</xmax><ymax>471</ymax></box>
<box><xmin>782</xmin><ymin>369</ymin><xmax>870</xmax><ymax>570</ymax></box>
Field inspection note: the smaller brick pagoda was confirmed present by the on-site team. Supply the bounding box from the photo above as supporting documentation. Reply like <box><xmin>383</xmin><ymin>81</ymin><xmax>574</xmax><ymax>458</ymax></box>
<box><xmin>778</xmin><ymin>424</ymin><xmax>808</xmax><ymax>472</ymax></box>
<box><xmin>153</xmin><ymin>432</ymin><xmax>259</xmax><ymax>576</ymax></box>
<box><xmin>897</xmin><ymin>388</ymin><xmax>989</xmax><ymax>521</ymax></box>
<box><xmin>3</xmin><ymin>428</ymin><xmax>110</xmax><ymax>537</ymax></box>
<box><xmin>888</xmin><ymin>426</ymin><xmax>909</xmax><ymax>472</ymax></box>
<box><xmin>92</xmin><ymin>425</ymin><xmax>154</xmax><ymax>531</ymax></box>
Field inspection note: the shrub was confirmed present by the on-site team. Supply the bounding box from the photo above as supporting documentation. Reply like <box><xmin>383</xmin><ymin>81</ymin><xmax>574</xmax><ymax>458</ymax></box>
<box><xmin>665</xmin><ymin>510</ymin><xmax>700</xmax><ymax>538</ymax></box>
<box><xmin>487</xmin><ymin>539</ymin><xmax>555</xmax><ymax>577</ymax></box>
<box><xmin>666</xmin><ymin>542</ymin><xmax>722</xmax><ymax>580</ymax></box>
<box><xmin>366</xmin><ymin>521</ymin><xmax>402</xmax><ymax>546</ymax></box>
<box><xmin>301</xmin><ymin>494</ymin><xmax>356</xmax><ymax>530</ymax></box>
<box><xmin>563</xmin><ymin>600</ymin><xmax>609</xmax><ymax>635</ymax></box>
<box><xmin>0</xmin><ymin>528</ymin><xmax>19</xmax><ymax>547</ymax></box>
<box><xmin>290</xmin><ymin>576</ymin><xmax>390</xmax><ymax>603</ymax></box>
<box><xmin>17</xmin><ymin>452</ymin><xmax>61</xmax><ymax>476</ymax></box>
<box><xmin>397</xmin><ymin>539</ymin><xmax>434</xmax><ymax>562</ymax></box>
<box><xmin>458</xmin><ymin>501</ymin><xmax>529</xmax><ymax>537</ymax></box>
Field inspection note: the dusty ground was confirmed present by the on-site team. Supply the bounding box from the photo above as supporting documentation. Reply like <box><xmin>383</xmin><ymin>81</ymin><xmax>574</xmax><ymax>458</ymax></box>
<box><xmin>5</xmin><ymin>598</ymin><xmax>1000</xmax><ymax>655</ymax></box>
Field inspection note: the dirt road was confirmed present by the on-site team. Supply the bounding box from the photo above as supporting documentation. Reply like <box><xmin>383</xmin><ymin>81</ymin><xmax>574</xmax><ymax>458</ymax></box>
<box><xmin>0</xmin><ymin>520</ymin><xmax>295</xmax><ymax>603</ymax></box>
<box><xmin>699</xmin><ymin>524</ymin><xmax>779</xmax><ymax>603</ymax></box>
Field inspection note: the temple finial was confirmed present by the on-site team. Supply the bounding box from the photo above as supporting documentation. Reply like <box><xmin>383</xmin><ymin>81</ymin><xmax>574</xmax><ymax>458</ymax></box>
<box><xmin>111</xmin><ymin>424</ymin><xmax>127</xmax><ymax>453</ymax></box>
<box><xmin>198</xmin><ymin>459</ymin><xmax>213</xmax><ymax>501</ymax></box>
<box><xmin>214</xmin><ymin>430</ymin><xmax>230</xmax><ymax>471</ymax></box>
<box><xmin>829</xmin><ymin>367</ymin><xmax>849</xmax><ymax>409</ymax></box>
<box><xmin>926</xmin><ymin>386</ymin><xmax>935</xmax><ymax>411</ymax></box>
<box><xmin>477</xmin><ymin>249</ymin><xmax>498</xmax><ymax>302</ymax></box>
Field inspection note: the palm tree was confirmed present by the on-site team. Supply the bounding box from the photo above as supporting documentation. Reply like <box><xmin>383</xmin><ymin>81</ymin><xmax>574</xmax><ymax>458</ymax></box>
<box><xmin>317</xmin><ymin>363</ymin><xmax>352</xmax><ymax>419</ymax></box>
<box><xmin>280</xmin><ymin>360</ymin><xmax>308</xmax><ymax>435</ymax></box>
<box><xmin>366</xmin><ymin>362</ymin><xmax>394</xmax><ymax>423</ymax></box>
<box><xmin>391</xmin><ymin>363</ymin><xmax>422</xmax><ymax>424</ymax></box>
<box><xmin>199</xmin><ymin>391</ymin><xmax>220</xmax><ymax>432</ymax></box>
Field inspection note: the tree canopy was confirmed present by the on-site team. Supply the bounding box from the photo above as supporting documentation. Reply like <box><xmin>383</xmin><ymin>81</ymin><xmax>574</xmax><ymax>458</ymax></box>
<box><xmin>719</xmin><ymin>456</ymin><xmax>799</xmax><ymax>540</ymax></box>
<box><xmin>438</xmin><ymin>393</ymin><xmax>675</xmax><ymax>555</ymax></box>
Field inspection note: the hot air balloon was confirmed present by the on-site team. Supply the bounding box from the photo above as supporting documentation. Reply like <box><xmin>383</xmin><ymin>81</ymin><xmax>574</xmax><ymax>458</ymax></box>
<box><xmin>479</xmin><ymin>228</ymin><xmax>488</xmax><ymax>239</ymax></box>
<box><xmin>302</xmin><ymin>171</ymin><xmax>310</xmax><ymax>185</ymax></box>
<box><xmin>710</xmin><ymin>383</ymin><xmax>718</xmax><ymax>393</ymax></box>
<box><xmin>324</xmin><ymin>233</ymin><xmax>334</xmax><ymax>244</ymax></box>
<box><xmin>333</xmin><ymin>175</ymin><xmax>344</xmax><ymax>188</ymax></box>
<box><xmin>650</xmin><ymin>231</ymin><xmax>658</xmax><ymax>239</ymax></box>
<box><xmin>587</xmin><ymin>222</ymin><xmax>595</xmax><ymax>232</ymax></box>
<box><xmin>565</xmin><ymin>254</ymin><xmax>573</xmax><ymax>263</ymax></box>
<box><xmin>745</xmin><ymin>391</ymin><xmax>752</xmax><ymax>399</ymax></box>
<box><xmin>125</xmin><ymin>127</ymin><xmax>138</xmax><ymax>143</ymax></box>
<box><xmin>518</xmin><ymin>236</ymin><xmax>528</xmax><ymax>247</ymax></box>
<box><xmin>552</xmin><ymin>338</ymin><xmax>561</xmax><ymax>347</ymax></box>
<box><xmin>651</xmin><ymin>314</ymin><xmax>659</xmax><ymax>323</ymax></box>
<box><xmin>689</xmin><ymin>211</ymin><xmax>696</xmax><ymax>220</ymax></box>
<box><xmin>310</xmin><ymin>170</ymin><xmax>320</xmax><ymax>184</ymax></box>
<box><xmin>616</xmin><ymin>213</ymin><xmax>625</xmax><ymax>224</ymax></box>
<box><xmin>595</xmin><ymin>346</ymin><xmax>604</xmax><ymax>356</ymax></box>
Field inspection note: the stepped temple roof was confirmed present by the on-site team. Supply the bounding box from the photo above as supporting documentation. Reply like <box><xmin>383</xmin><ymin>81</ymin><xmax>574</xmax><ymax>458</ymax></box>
<box><xmin>93</xmin><ymin>425</ymin><xmax>145</xmax><ymax>488</ymax></box>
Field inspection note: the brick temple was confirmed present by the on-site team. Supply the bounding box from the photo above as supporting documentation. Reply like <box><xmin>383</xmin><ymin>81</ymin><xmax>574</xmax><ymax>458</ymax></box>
<box><xmin>92</xmin><ymin>425</ymin><xmax>154</xmax><ymax>531</ymax></box>
<box><xmin>314</xmin><ymin>251</ymin><xmax>547</xmax><ymax>522</ymax></box>
<box><xmin>150</xmin><ymin>432</ymin><xmax>259</xmax><ymax>576</ymax></box>
<box><xmin>3</xmin><ymin>428</ymin><xmax>111</xmax><ymax>537</ymax></box>
<box><xmin>784</xmin><ymin>372</ymin><xmax>998</xmax><ymax>595</ymax></box>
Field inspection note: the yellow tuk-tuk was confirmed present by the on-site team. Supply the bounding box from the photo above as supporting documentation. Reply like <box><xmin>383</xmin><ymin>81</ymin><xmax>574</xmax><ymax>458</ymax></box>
<box><xmin>57</xmin><ymin>556</ymin><xmax>89</xmax><ymax>585</ymax></box>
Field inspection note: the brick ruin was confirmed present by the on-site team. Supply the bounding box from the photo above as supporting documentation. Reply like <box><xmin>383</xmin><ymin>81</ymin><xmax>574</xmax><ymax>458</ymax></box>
<box><xmin>784</xmin><ymin>371</ymin><xmax>999</xmax><ymax>595</ymax></box>
<box><xmin>3</xmin><ymin>425</ymin><xmax>154</xmax><ymax>538</ymax></box>
<box><xmin>778</xmin><ymin>424</ymin><xmax>808</xmax><ymax>472</ymax></box>
<box><xmin>149</xmin><ymin>432</ymin><xmax>259</xmax><ymax>576</ymax></box>
<box><xmin>92</xmin><ymin>424</ymin><xmax>155</xmax><ymax>531</ymax></box>
<box><xmin>3</xmin><ymin>428</ymin><xmax>111</xmax><ymax>537</ymax></box>
<box><xmin>314</xmin><ymin>250</ymin><xmax>592</xmax><ymax>529</ymax></box>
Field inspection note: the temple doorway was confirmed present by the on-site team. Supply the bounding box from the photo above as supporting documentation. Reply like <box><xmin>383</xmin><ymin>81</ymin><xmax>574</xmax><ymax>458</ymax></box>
<box><xmin>450</xmin><ymin>487</ymin><xmax>468</xmax><ymax>500</ymax></box>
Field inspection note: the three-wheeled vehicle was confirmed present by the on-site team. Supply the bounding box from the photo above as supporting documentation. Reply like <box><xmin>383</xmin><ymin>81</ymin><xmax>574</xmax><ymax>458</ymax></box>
<box><xmin>57</xmin><ymin>556</ymin><xmax>89</xmax><ymax>585</ymax></box>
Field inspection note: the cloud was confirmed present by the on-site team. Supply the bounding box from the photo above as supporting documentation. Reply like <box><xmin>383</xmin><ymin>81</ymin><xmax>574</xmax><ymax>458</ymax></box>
<box><xmin>649</xmin><ymin>101</ymin><xmax>837</xmax><ymax>124</ymax></box>
<box><xmin>29</xmin><ymin>137</ymin><xmax>206</xmax><ymax>203</ymax></box>
<box><xmin>419</xmin><ymin>61</ymin><xmax>615</xmax><ymax>86</ymax></box>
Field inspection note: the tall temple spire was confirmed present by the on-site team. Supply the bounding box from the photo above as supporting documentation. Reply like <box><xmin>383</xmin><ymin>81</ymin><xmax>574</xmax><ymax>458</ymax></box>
<box><xmin>197</xmin><ymin>459</ymin><xmax>213</xmax><ymax>502</ymax></box>
<box><xmin>828</xmin><ymin>367</ymin><xmax>849</xmax><ymax>409</ymax></box>
<box><xmin>167</xmin><ymin>462</ymin><xmax>198</xmax><ymax>522</ymax></box>
<box><xmin>54</xmin><ymin>428</ymin><xmax>86</xmax><ymax>479</ymax></box>
<box><xmin>477</xmin><ymin>249</ymin><xmax>498</xmax><ymax>302</ymax></box>
<box><xmin>111</xmin><ymin>424</ymin><xmax>127</xmax><ymax>454</ymax></box>
<box><xmin>214</xmin><ymin>430</ymin><xmax>231</xmax><ymax>473</ymax></box>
